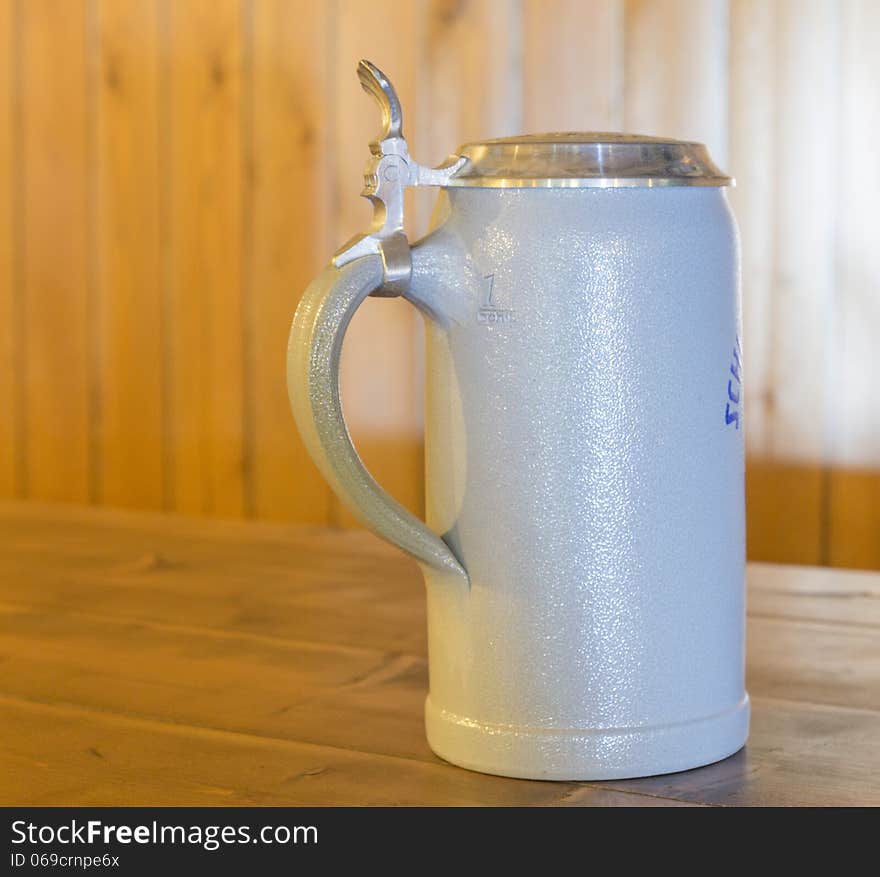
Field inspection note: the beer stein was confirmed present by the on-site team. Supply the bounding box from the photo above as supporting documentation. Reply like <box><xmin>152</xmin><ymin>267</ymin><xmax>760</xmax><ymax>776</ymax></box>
<box><xmin>288</xmin><ymin>61</ymin><xmax>748</xmax><ymax>780</ymax></box>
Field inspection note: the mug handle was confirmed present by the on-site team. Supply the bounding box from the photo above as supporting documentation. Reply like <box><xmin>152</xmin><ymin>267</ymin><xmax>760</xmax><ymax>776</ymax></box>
<box><xmin>287</xmin><ymin>252</ymin><xmax>468</xmax><ymax>583</ymax></box>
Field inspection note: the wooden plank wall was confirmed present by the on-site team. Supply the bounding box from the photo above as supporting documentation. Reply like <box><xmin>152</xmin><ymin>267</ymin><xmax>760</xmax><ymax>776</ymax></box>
<box><xmin>0</xmin><ymin>0</ymin><xmax>878</xmax><ymax>568</ymax></box>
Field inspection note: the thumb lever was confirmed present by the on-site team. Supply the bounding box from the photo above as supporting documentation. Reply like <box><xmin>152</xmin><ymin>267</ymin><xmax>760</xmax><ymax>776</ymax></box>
<box><xmin>332</xmin><ymin>59</ymin><xmax>466</xmax><ymax>297</ymax></box>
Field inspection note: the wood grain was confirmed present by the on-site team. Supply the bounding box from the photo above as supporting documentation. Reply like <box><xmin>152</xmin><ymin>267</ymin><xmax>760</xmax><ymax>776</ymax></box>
<box><xmin>1</xmin><ymin>502</ymin><xmax>878</xmax><ymax>806</ymax></box>
<box><xmin>746</xmin><ymin>460</ymin><xmax>824</xmax><ymax>565</ymax></box>
<box><xmin>0</xmin><ymin>694</ymin><xmax>695</xmax><ymax>807</ymax></box>
<box><xmin>247</xmin><ymin>0</ymin><xmax>332</xmax><ymax>523</ymax></box>
<box><xmin>166</xmin><ymin>0</ymin><xmax>245</xmax><ymax>516</ymax></box>
<box><xmin>765</xmin><ymin>0</ymin><xmax>838</xmax><ymax>477</ymax></box>
<box><xmin>624</xmin><ymin>0</ymin><xmax>729</xmax><ymax>163</ymax></box>
<box><xmin>19</xmin><ymin>0</ymin><xmax>92</xmax><ymax>502</ymax></box>
<box><xmin>728</xmin><ymin>0</ymin><xmax>775</xmax><ymax>457</ymax></box>
<box><xmin>332</xmin><ymin>0</ymin><xmax>426</xmax><ymax>525</ymax></box>
<box><xmin>830</xmin><ymin>469</ymin><xmax>880</xmax><ymax>571</ymax></box>
<box><xmin>604</xmin><ymin>697</ymin><xmax>880</xmax><ymax>807</ymax></box>
<box><xmin>0</xmin><ymin>0</ymin><xmax>16</xmax><ymax>496</ymax></box>
<box><xmin>0</xmin><ymin>1</ymin><xmax>878</xmax><ymax>572</ymax></box>
<box><xmin>412</xmin><ymin>0</ymin><xmax>524</xmax><ymax>243</ymax></box>
<box><xmin>829</xmin><ymin>0</ymin><xmax>880</xmax><ymax>570</ymax></box>
<box><xmin>747</xmin><ymin>561</ymin><xmax>880</xmax><ymax>628</ymax></box>
<box><xmin>524</xmin><ymin>0</ymin><xmax>623</xmax><ymax>133</ymax></box>
<box><xmin>420</xmin><ymin>0</ymin><xmax>524</xmax><ymax>165</ymax></box>
<box><xmin>95</xmin><ymin>0</ymin><xmax>164</xmax><ymax>509</ymax></box>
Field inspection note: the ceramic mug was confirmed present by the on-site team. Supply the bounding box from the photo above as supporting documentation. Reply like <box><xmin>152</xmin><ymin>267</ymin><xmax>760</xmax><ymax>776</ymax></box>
<box><xmin>288</xmin><ymin>61</ymin><xmax>748</xmax><ymax>780</ymax></box>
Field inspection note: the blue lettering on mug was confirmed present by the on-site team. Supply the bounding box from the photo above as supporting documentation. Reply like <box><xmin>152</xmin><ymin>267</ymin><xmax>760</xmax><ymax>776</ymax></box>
<box><xmin>725</xmin><ymin>336</ymin><xmax>742</xmax><ymax>429</ymax></box>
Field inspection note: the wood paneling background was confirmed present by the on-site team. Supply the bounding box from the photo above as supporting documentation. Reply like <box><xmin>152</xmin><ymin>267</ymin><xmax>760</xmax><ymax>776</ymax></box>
<box><xmin>0</xmin><ymin>0</ymin><xmax>878</xmax><ymax>568</ymax></box>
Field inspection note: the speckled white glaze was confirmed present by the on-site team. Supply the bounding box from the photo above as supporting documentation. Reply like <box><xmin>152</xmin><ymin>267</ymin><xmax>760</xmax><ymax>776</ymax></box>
<box><xmin>289</xmin><ymin>184</ymin><xmax>748</xmax><ymax>781</ymax></box>
<box><xmin>408</xmin><ymin>186</ymin><xmax>748</xmax><ymax>780</ymax></box>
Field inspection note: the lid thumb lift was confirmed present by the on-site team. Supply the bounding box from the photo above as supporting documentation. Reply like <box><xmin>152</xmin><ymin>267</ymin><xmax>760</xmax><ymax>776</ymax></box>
<box><xmin>332</xmin><ymin>60</ymin><xmax>466</xmax><ymax>298</ymax></box>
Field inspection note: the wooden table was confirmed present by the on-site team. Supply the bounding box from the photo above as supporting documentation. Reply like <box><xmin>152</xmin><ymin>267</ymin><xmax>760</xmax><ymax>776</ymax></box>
<box><xmin>1</xmin><ymin>502</ymin><xmax>878</xmax><ymax>807</ymax></box>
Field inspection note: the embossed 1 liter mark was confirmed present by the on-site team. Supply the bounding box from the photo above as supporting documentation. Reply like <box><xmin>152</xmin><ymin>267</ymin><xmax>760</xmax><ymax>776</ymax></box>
<box><xmin>477</xmin><ymin>274</ymin><xmax>515</xmax><ymax>324</ymax></box>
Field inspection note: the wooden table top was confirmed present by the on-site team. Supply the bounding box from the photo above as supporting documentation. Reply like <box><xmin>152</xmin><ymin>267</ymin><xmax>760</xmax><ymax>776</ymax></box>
<box><xmin>1</xmin><ymin>501</ymin><xmax>878</xmax><ymax>807</ymax></box>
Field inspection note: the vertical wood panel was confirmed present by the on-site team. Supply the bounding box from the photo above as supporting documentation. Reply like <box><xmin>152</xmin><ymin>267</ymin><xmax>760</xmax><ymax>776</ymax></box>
<box><xmin>746</xmin><ymin>461</ymin><xmax>824</xmax><ymax>565</ymax></box>
<box><xmin>727</xmin><ymin>1</ymin><xmax>809</xmax><ymax>565</ymax></box>
<box><xmin>768</xmin><ymin>0</ymin><xmax>838</xmax><ymax>466</ymax></box>
<box><xmin>333</xmin><ymin>0</ymin><xmax>426</xmax><ymax>525</ymax></box>
<box><xmin>829</xmin><ymin>0</ymin><xmax>880</xmax><ymax>569</ymax></box>
<box><xmin>829</xmin><ymin>470</ymin><xmax>880</xmax><ymax>570</ymax></box>
<box><xmin>728</xmin><ymin>0</ymin><xmax>775</xmax><ymax>458</ymax></box>
<box><xmin>167</xmin><ymin>0</ymin><xmax>245</xmax><ymax>516</ymax></box>
<box><xmin>762</xmin><ymin>0</ymin><xmax>840</xmax><ymax>564</ymax></box>
<box><xmin>248</xmin><ymin>0</ymin><xmax>332</xmax><ymax>522</ymax></box>
<box><xmin>419</xmin><ymin>0</ymin><xmax>523</xmax><ymax>174</ymax></box>
<box><xmin>3</xmin><ymin>0</ymin><xmax>879</xmax><ymax>571</ymax></box>
<box><xmin>523</xmin><ymin>0</ymin><xmax>623</xmax><ymax>133</ymax></box>
<box><xmin>624</xmin><ymin>0</ymin><xmax>729</xmax><ymax>164</ymax></box>
<box><xmin>0</xmin><ymin>0</ymin><xmax>15</xmax><ymax>496</ymax></box>
<box><xmin>415</xmin><ymin>0</ymin><xmax>524</xmax><ymax>237</ymax></box>
<box><xmin>95</xmin><ymin>0</ymin><xmax>163</xmax><ymax>509</ymax></box>
<box><xmin>20</xmin><ymin>0</ymin><xmax>92</xmax><ymax>502</ymax></box>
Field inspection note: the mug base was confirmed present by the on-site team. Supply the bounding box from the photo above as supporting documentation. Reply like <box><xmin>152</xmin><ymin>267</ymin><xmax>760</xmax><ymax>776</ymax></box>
<box><xmin>425</xmin><ymin>694</ymin><xmax>750</xmax><ymax>782</ymax></box>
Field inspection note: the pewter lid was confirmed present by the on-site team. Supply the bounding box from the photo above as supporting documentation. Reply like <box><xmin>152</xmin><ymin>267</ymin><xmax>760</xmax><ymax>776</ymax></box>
<box><xmin>446</xmin><ymin>132</ymin><xmax>732</xmax><ymax>188</ymax></box>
